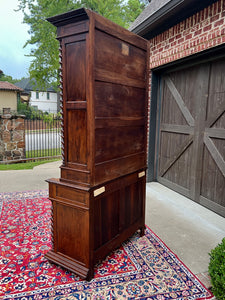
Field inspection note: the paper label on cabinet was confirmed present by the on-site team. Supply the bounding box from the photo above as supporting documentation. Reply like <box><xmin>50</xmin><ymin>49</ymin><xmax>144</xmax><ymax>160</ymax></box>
<box><xmin>94</xmin><ymin>186</ymin><xmax>105</xmax><ymax>197</ymax></box>
<box><xmin>122</xmin><ymin>43</ymin><xmax>129</xmax><ymax>56</ymax></box>
<box><xmin>138</xmin><ymin>171</ymin><xmax>145</xmax><ymax>178</ymax></box>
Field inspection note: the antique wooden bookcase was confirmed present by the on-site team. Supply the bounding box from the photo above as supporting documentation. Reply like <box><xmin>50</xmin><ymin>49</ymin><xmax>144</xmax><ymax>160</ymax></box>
<box><xmin>46</xmin><ymin>8</ymin><xmax>149</xmax><ymax>280</ymax></box>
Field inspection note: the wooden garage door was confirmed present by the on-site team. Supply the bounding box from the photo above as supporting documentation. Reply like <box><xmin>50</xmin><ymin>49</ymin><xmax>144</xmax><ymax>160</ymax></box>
<box><xmin>157</xmin><ymin>58</ymin><xmax>225</xmax><ymax>217</ymax></box>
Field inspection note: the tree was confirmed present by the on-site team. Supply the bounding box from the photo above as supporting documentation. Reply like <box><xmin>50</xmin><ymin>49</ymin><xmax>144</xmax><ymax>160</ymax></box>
<box><xmin>124</xmin><ymin>0</ymin><xmax>147</xmax><ymax>26</ymax></box>
<box><xmin>0</xmin><ymin>70</ymin><xmax>20</xmax><ymax>83</ymax></box>
<box><xmin>17</xmin><ymin>0</ymin><xmax>148</xmax><ymax>89</ymax></box>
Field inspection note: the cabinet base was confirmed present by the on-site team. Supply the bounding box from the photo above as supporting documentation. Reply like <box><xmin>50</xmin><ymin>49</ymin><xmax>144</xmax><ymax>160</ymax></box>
<box><xmin>46</xmin><ymin>170</ymin><xmax>146</xmax><ymax>281</ymax></box>
<box><xmin>45</xmin><ymin>250</ymin><xmax>92</xmax><ymax>280</ymax></box>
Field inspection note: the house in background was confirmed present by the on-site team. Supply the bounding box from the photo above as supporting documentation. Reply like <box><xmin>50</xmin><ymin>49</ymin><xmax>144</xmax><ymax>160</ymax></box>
<box><xmin>15</xmin><ymin>78</ymin><xmax>58</xmax><ymax>113</ymax></box>
<box><xmin>130</xmin><ymin>0</ymin><xmax>225</xmax><ymax>217</ymax></box>
<box><xmin>0</xmin><ymin>81</ymin><xmax>23</xmax><ymax>112</ymax></box>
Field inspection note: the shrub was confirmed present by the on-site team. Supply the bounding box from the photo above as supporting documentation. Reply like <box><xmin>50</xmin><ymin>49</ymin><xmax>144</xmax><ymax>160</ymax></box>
<box><xmin>208</xmin><ymin>238</ymin><xmax>225</xmax><ymax>300</ymax></box>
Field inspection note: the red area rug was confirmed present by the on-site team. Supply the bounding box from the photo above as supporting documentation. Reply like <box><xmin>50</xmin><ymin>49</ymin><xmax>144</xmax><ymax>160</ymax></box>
<box><xmin>0</xmin><ymin>190</ymin><xmax>213</xmax><ymax>299</ymax></box>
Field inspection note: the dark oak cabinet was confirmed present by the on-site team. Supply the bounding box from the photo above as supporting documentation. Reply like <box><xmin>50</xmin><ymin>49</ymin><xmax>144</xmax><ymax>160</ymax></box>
<box><xmin>46</xmin><ymin>8</ymin><xmax>149</xmax><ymax>280</ymax></box>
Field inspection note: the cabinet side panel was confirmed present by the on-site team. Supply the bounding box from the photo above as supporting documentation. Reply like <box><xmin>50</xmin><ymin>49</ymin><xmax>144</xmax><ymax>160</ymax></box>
<box><xmin>66</xmin><ymin>40</ymin><xmax>86</xmax><ymax>101</ymax></box>
<box><xmin>67</xmin><ymin>110</ymin><xmax>87</xmax><ymax>164</ymax></box>
<box><xmin>56</xmin><ymin>203</ymin><xmax>89</xmax><ymax>265</ymax></box>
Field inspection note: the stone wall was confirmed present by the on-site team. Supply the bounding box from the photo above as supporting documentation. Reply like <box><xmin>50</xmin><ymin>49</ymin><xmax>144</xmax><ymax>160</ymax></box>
<box><xmin>0</xmin><ymin>109</ymin><xmax>25</xmax><ymax>161</ymax></box>
<box><xmin>149</xmin><ymin>0</ymin><xmax>225</xmax><ymax>69</ymax></box>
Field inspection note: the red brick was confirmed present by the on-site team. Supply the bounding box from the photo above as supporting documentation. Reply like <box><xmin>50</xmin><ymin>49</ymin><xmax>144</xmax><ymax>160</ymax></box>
<box><xmin>171</xmin><ymin>41</ymin><xmax>177</xmax><ymax>47</ymax></box>
<box><xmin>174</xmin><ymin>24</ymin><xmax>179</xmax><ymax>34</ymax></box>
<box><xmin>203</xmin><ymin>24</ymin><xmax>212</xmax><ymax>32</ymax></box>
<box><xmin>207</xmin><ymin>5</ymin><xmax>212</xmax><ymax>17</ymax></box>
<box><xmin>178</xmin><ymin>37</ymin><xmax>184</xmax><ymax>43</ymax></box>
<box><xmin>214</xmin><ymin>18</ymin><xmax>224</xmax><ymax>27</ymax></box>
<box><xmin>204</xmin><ymin>7</ymin><xmax>209</xmax><ymax>19</ymax></box>
<box><xmin>196</xmin><ymin>12</ymin><xmax>200</xmax><ymax>23</ymax></box>
<box><xmin>200</xmin><ymin>10</ymin><xmax>204</xmax><ymax>21</ymax></box>
<box><xmin>212</xmin><ymin>2</ymin><xmax>218</xmax><ymax>15</ymax></box>
<box><xmin>194</xmin><ymin>29</ymin><xmax>202</xmax><ymax>36</ymax></box>
<box><xmin>211</xmin><ymin>14</ymin><xmax>220</xmax><ymax>22</ymax></box>
<box><xmin>148</xmin><ymin>0</ymin><xmax>225</xmax><ymax>69</ymax></box>
<box><xmin>180</xmin><ymin>21</ymin><xmax>185</xmax><ymax>31</ymax></box>
<box><xmin>185</xmin><ymin>33</ymin><xmax>193</xmax><ymax>40</ymax></box>
<box><xmin>215</xmin><ymin>29</ymin><xmax>221</xmax><ymax>37</ymax></box>
<box><xmin>169</xmin><ymin>27</ymin><xmax>174</xmax><ymax>37</ymax></box>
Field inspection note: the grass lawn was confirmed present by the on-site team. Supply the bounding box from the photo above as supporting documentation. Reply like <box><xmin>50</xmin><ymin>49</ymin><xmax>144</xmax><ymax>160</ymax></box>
<box><xmin>0</xmin><ymin>158</ymin><xmax>61</xmax><ymax>170</ymax></box>
<box><xmin>26</xmin><ymin>148</ymin><xmax>61</xmax><ymax>158</ymax></box>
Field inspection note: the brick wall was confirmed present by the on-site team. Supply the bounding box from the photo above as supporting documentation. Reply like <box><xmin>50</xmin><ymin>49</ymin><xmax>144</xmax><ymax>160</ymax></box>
<box><xmin>149</xmin><ymin>0</ymin><xmax>225</xmax><ymax>69</ymax></box>
<box><xmin>0</xmin><ymin>109</ymin><xmax>25</xmax><ymax>161</ymax></box>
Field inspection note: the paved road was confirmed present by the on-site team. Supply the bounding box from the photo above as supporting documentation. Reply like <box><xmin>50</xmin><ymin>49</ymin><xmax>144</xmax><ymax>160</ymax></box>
<box><xmin>0</xmin><ymin>160</ymin><xmax>61</xmax><ymax>192</ymax></box>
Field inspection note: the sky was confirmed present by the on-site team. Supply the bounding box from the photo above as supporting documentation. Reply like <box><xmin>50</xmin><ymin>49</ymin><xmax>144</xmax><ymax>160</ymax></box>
<box><xmin>0</xmin><ymin>0</ymin><xmax>32</xmax><ymax>79</ymax></box>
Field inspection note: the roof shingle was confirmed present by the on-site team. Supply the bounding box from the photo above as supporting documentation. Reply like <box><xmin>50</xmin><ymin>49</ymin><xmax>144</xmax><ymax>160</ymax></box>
<box><xmin>15</xmin><ymin>78</ymin><xmax>56</xmax><ymax>92</ymax></box>
<box><xmin>129</xmin><ymin>0</ymin><xmax>172</xmax><ymax>31</ymax></box>
<box><xmin>0</xmin><ymin>81</ymin><xmax>23</xmax><ymax>92</ymax></box>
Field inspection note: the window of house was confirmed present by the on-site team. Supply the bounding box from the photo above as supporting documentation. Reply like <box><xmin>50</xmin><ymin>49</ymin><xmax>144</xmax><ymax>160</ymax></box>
<box><xmin>47</xmin><ymin>92</ymin><xmax>50</xmax><ymax>100</ymax></box>
<box><xmin>36</xmin><ymin>91</ymin><xmax>39</xmax><ymax>99</ymax></box>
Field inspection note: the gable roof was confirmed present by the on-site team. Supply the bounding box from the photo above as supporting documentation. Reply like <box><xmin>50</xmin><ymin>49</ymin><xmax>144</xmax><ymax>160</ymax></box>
<box><xmin>15</xmin><ymin>78</ymin><xmax>56</xmax><ymax>92</ymax></box>
<box><xmin>15</xmin><ymin>78</ymin><xmax>35</xmax><ymax>91</ymax></box>
<box><xmin>129</xmin><ymin>0</ymin><xmax>171</xmax><ymax>32</ymax></box>
<box><xmin>0</xmin><ymin>81</ymin><xmax>23</xmax><ymax>92</ymax></box>
<box><xmin>130</xmin><ymin>0</ymin><xmax>218</xmax><ymax>39</ymax></box>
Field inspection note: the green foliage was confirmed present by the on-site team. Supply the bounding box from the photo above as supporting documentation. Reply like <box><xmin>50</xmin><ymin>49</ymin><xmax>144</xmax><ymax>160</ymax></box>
<box><xmin>18</xmin><ymin>101</ymin><xmax>61</xmax><ymax>125</ymax></box>
<box><xmin>124</xmin><ymin>0</ymin><xmax>146</xmax><ymax>26</ymax></box>
<box><xmin>17</xmin><ymin>100</ymin><xmax>29</xmax><ymax>113</ymax></box>
<box><xmin>26</xmin><ymin>148</ymin><xmax>61</xmax><ymax>159</ymax></box>
<box><xmin>17</xmin><ymin>101</ymin><xmax>40</xmax><ymax>119</ymax></box>
<box><xmin>17</xmin><ymin>0</ymin><xmax>147</xmax><ymax>89</ymax></box>
<box><xmin>17</xmin><ymin>0</ymin><xmax>77</xmax><ymax>90</ymax></box>
<box><xmin>82</xmin><ymin>0</ymin><xmax>126</xmax><ymax>27</ymax></box>
<box><xmin>0</xmin><ymin>70</ymin><xmax>21</xmax><ymax>84</ymax></box>
<box><xmin>208</xmin><ymin>238</ymin><xmax>225</xmax><ymax>300</ymax></box>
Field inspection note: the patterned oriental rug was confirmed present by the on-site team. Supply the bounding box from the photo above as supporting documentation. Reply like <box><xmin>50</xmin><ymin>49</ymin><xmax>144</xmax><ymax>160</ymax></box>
<box><xmin>0</xmin><ymin>190</ymin><xmax>213</xmax><ymax>300</ymax></box>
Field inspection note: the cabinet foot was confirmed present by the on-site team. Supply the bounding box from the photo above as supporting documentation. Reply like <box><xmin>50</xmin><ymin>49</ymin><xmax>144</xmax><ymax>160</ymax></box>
<box><xmin>140</xmin><ymin>225</ymin><xmax>146</xmax><ymax>237</ymax></box>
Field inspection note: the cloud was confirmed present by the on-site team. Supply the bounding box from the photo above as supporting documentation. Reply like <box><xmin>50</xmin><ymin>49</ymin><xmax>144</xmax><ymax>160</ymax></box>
<box><xmin>0</xmin><ymin>0</ymin><xmax>32</xmax><ymax>78</ymax></box>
